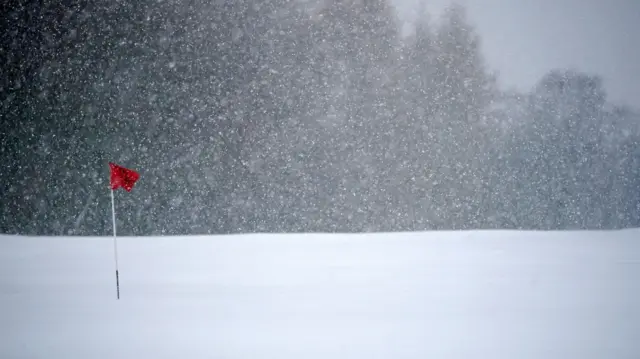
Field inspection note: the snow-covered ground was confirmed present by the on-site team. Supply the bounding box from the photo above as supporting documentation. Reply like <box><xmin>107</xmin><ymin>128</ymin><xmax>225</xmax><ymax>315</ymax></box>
<box><xmin>1</xmin><ymin>230</ymin><xmax>639</xmax><ymax>359</ymax></box>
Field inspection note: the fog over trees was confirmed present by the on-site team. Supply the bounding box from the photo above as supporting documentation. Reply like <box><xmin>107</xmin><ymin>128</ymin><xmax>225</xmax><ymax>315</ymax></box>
<box><xmin>2</xmin><ymin>0</ymin><xmax>639</xmax><ymax>236</ymax></box>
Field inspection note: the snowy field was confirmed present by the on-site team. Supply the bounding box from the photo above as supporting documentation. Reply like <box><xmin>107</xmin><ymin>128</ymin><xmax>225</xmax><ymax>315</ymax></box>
<box><xmin>1</xmin><ymin>230</ymin><xmax>640</xmax><ymax>359</ymax></box>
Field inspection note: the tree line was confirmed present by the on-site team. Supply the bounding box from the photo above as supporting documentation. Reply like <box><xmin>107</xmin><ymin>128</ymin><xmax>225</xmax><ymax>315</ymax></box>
<box><xmin>1</xmin><ymin>0</ymin><xmax>639</xmax><ymax>235</ymax></box>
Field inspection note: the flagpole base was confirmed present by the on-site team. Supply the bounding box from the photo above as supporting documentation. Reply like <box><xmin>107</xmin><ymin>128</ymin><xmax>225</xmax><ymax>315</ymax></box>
<box><xmin>116</xmin><ymin>269</ymin><xmax>120</xmax><ymax>300</ymax></box>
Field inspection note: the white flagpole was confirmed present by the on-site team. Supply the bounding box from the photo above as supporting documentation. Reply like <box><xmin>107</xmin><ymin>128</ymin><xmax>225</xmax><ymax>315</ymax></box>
<box><xmin>111</xmin><ymin>188</ymin><xmax>120</xmax><ymax>300</ymax></box>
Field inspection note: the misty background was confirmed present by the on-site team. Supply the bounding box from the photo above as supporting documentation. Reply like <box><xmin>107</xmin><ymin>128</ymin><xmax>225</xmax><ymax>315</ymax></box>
<box><xmin>396</xmin><ymin>0</ymin><xmax>640</xmax><ymax>109</ymax></box>
<box><xmin>1</xmin><ymin>0</ymin><xmax>639</xmax><ymax>236</ymax></box>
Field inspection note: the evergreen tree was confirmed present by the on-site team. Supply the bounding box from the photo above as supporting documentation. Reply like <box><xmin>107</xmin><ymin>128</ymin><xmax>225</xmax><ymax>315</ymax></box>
<box><xmin>428</xmin><ymin>3</ymin><xmax>496</xmax><ymax>229</ymax></box>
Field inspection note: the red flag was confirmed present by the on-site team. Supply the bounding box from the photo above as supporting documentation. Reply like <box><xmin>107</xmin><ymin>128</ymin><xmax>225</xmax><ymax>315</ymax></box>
<box><xmin>109</xmin><ymin>162</ymin><xmax>140</xmax><ymax>192</ymax></box>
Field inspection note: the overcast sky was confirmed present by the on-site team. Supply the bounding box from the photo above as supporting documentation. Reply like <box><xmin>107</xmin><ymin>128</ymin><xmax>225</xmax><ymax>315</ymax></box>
<box><xmin>393</xmin><ymin>0</ymin><xmax>640</xmax><ymax>108</ymax></box>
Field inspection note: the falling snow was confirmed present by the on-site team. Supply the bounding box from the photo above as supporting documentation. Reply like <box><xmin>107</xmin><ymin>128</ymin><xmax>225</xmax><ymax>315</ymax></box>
<box><xmin>1</xmin><ymin>0</ymin><xmax>640</xmax><ymax>236</ymax></box>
